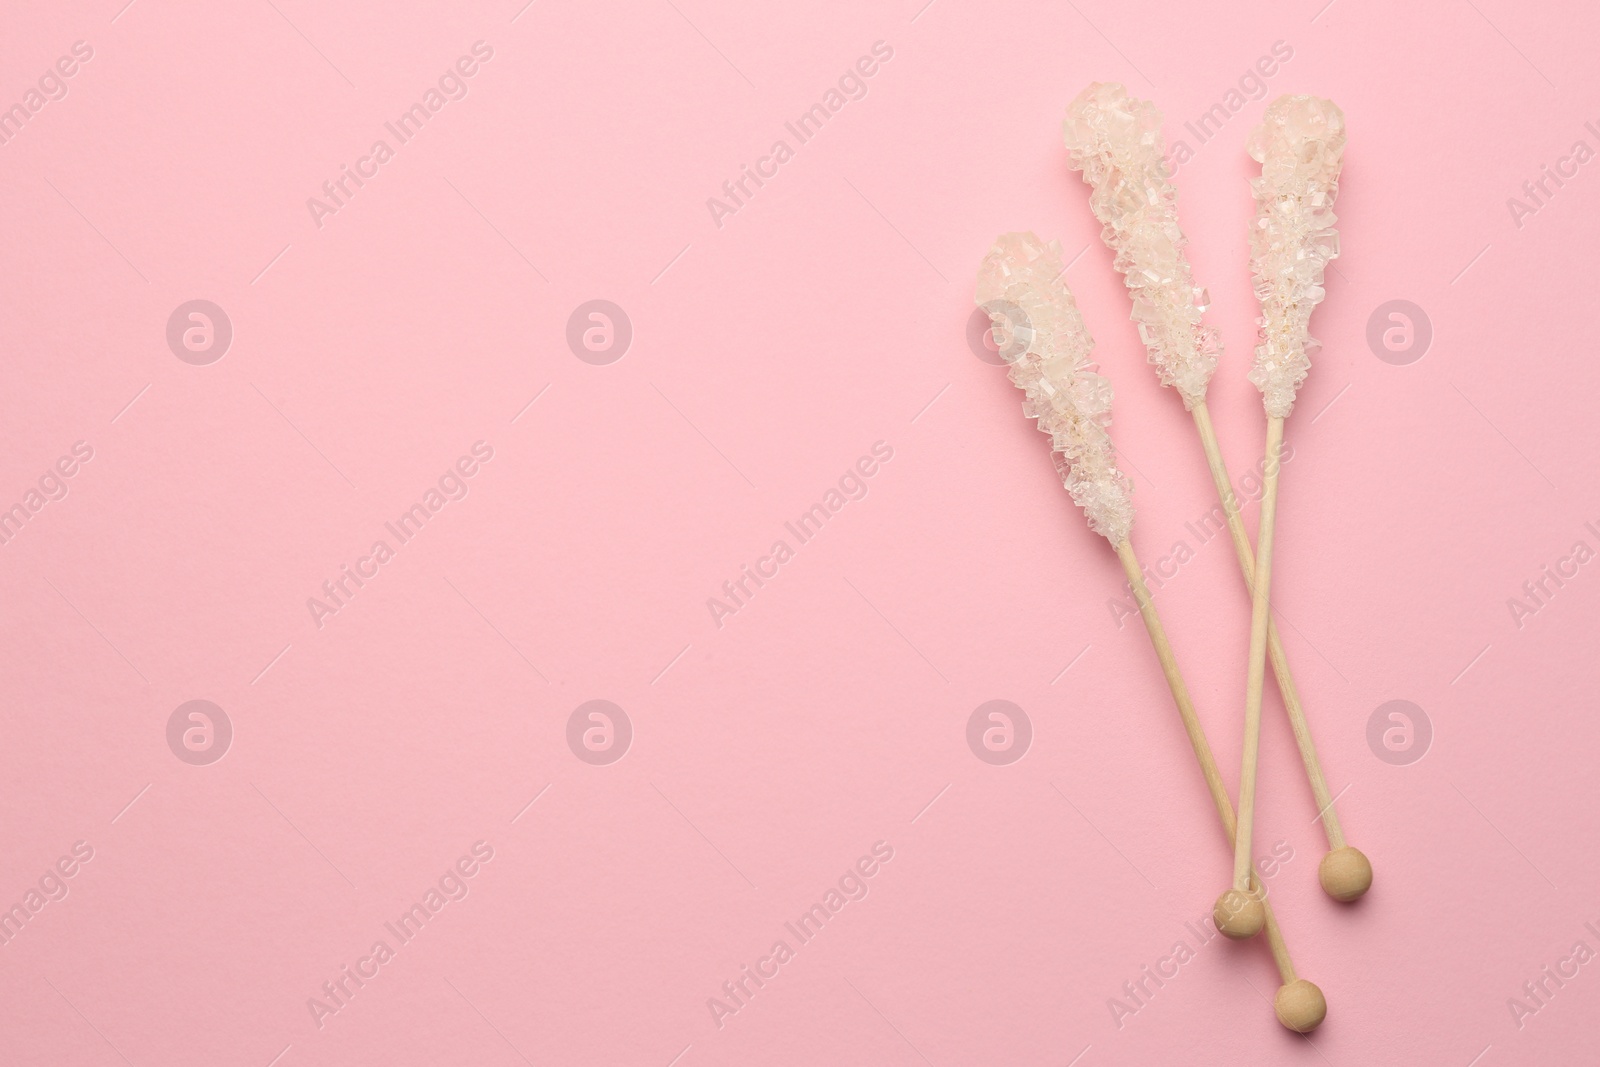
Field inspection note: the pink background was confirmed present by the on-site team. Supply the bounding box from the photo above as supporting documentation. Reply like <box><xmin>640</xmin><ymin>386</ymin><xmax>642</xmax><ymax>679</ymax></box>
<box><xmin>2</xmin><ymin>0</ymin><xmax>1598</xmax><ymax>1063</ymax></box>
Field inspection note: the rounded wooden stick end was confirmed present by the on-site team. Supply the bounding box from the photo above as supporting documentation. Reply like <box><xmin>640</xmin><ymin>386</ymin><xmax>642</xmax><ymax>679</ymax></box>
<box><xmin>1318</xmin><ymin>846</ymin><xmax>1373</xmax><ymax>902</ymax></box>
<box><xmin>1275</xmin><ymin>978</ymin><xmax>1327</xmax><ymax>1032</ymax></box>
<box><xmin>1212</xmin><ymin>887</ymin><xmax>1266</xmax><ymax>940</ymax></box>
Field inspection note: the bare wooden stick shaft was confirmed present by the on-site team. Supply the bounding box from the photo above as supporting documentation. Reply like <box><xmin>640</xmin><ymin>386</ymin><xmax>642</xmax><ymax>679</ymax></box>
<box><xmin>1234</xmin><ymin>416</ymin><xmax>1283</xmax><ymax>892</ymax></box>
<box><xmin>1113</xmin><ymin>539</ymin><xmax>1297</xmax><ymax>985</ymax></box>
<box><xmin>1191</xmin><ymin>402</ymin><xmax>1345</xmax><ymax>851</ymax></box>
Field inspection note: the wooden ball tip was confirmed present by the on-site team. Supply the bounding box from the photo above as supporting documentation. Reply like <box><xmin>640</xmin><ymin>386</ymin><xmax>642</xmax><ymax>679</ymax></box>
<box><xmin>1212</xmin><ymin>888</ymin><xmax>1265</xmax><ymax>940</ymax></box>
<box><xmin>1275</xmin><ymin>979</ymin><xmax>1327</xmax><ymax>1032</ymax></box>
<box><xmin>1318</xmin><ymin>846</ymin><xmax>1373</xmax><ymax>902</ymax></box>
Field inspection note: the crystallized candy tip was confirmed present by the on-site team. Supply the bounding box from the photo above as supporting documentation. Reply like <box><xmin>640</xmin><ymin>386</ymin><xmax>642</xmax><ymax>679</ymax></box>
<box><xmin>976</xmin><ymin>232</ymin><xmax>1134</xmax><ymax>544</ymax></box>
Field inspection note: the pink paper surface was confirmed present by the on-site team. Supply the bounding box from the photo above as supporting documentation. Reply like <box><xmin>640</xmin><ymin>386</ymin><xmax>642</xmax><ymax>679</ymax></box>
<box><xmin>2</xmin><ymin>0</ymin><xmax>1598</xmax><ymax>1063</ymax></box>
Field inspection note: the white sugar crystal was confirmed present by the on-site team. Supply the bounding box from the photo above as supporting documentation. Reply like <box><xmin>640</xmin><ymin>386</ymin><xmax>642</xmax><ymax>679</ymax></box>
<box><xmin>1246</xmin><ymin>95</ymin><xmax>1346</xmax><ymax>418</ymax></box>
<box><xmin>1063</xmin><ymin>82</ymin><xmax>1220</xmax><ymax>409</ymax></box>
<box><xmin>976</xmin><ymin>232</ymin><xmax>1134</xmax><ymax>544</ymax></box>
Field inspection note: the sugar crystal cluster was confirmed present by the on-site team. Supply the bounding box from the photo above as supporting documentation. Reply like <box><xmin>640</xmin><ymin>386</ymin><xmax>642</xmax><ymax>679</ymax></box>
<box><xmin>1062</xmin><ymin>82</ymin><xmax>1220</xmax><ymax>409</ymax></box>
<box><xmin>1246</xmin><ymin>96</ymin><xmax>1346</xmax><ymax>418</ymax></box>
<box><xmin>975</xmin><ymin>232</ymin><xmax>1134</xmax><ymax>544</ymax></box>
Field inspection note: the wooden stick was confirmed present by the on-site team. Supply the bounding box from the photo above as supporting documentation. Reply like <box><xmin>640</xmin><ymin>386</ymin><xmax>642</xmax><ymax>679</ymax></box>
<box><xmin>1191</xmin><ymin>401</ymin><xmax>1372</xmax><ymax>903</ymax></box>
<box><xmin>1192</xmin><ymin>402</ymin><xmax>1339</xmax><ymax>845</ymax></box>
<box><xmin>1113</xmin><ymin>539</ymin><xmax>1325</xmax><ymax>1031</ymax></box>
<box><xmin>1226</xmin><ymin>415</ymin><xmax>1282</xmax><ymax>938</ymax></box>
